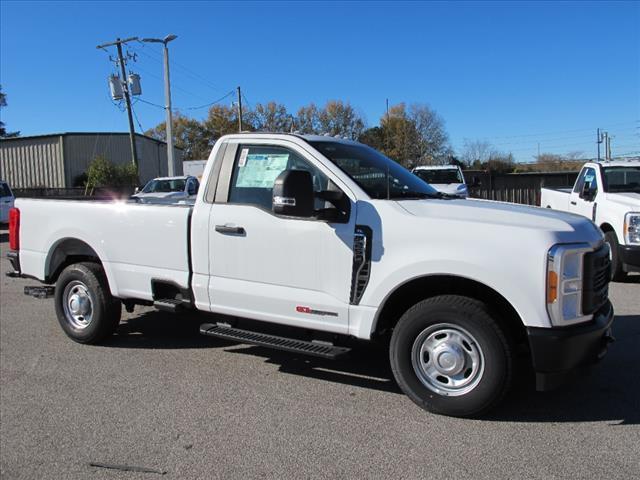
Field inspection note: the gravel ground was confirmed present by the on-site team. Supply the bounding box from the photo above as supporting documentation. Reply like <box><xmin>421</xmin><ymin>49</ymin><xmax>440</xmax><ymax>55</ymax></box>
<box><xmin>1</xmin><ymin>230</ymin><xmax>639</xmax><ymax>479</ymax></box>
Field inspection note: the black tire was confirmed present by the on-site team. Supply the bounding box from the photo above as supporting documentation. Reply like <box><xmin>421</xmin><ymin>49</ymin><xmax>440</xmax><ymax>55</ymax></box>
<box><xmin>389</xmin><ymin>295</ymin><xmax>513</xmax><ymax>418</ymax></box>
<box><xmin>604</xmin><ymin>231</ymin><xmax>627</xmax><ymax>282</ymax></box>
<box><xmin>54</xmin><ymin>262</ymin><xmax>121</xmax><ymax>344</ymax></box>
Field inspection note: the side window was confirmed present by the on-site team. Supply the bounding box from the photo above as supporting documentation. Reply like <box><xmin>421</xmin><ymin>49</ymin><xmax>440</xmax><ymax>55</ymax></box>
<box><xmin>573</xmin><ymin>168</ymin><xmax>587</xmax><ymax>193</ymax></box>
<box><xmin>581</xmin><ymin>167</ymin><xmax>598</xmax><ymax>197</ymax></box>
<box><xmin>228</xmin><ymin>145</ymin><xmax>329</xmax><ymax>212</ymax></box>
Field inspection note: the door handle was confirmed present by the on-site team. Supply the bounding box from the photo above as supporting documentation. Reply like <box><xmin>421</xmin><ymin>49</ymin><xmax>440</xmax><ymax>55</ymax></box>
<box><xmin>570</xmin><ymin>201</ymin><xmax>577</xmax><ymax>205</ymax></box>
<box><xmin>215</xmin><ymin>224</ymin><xmax>246</xmax><ymax>235</ymax></box>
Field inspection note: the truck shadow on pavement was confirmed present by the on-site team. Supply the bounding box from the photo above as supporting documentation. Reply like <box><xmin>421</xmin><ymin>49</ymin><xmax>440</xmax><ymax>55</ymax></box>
<box><xmin>108</xmin><ymin>310</ymin><xmax>639</xmax><ymax>425</ymax></box>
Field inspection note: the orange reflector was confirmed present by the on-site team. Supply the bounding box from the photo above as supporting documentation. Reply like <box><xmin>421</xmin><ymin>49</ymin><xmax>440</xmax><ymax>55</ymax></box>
<box><xmin>547</xmin><ymin>271</ymin><xmax>558</xmax><ymax>304</ymax></box>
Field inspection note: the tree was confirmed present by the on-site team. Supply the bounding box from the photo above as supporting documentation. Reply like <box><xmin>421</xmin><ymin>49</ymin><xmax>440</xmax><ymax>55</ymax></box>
<box><xmin>408</xmin><ymin>103</ymin><xmax>451</xmax><ymax>165</ymax></box>
<box><xmin>252</xmin><ymin>102</ymin><xmax>291</xmax><ymax>132</ymax></box>
<box><xmin>379</xmin><ymin>103</ymin><xmax>420</xmax><ymax>167</ymax></box>
<box><xmin>145</xmin><ymin>112</ymin><xmax>211</xmax><ymax>160</ymax></box>
<box><xmin>204</xmin><ymin>104</ymin><xmax>242</xmax><ymax>139</ymax></box>
<box><xmin>0</xmin><ymin>85</ymin><xmax>20</xmax><ymax>138</ymax></box>
<box><xmin>84</xmin><ymin>155</ymin><xmax>139</xmax><ymax>195</ymax></box>
<box><xmin>317</xmin><ymin>100</ymin><xmax>365</xmax><ymax>140</ymax></box>
<box><xmin>358</xmin><ymin>126</ymin><xmax>385</xmax><ymax>151</ymax></box>
<box><xmin>461</xmin><ymin>139</ymin><xmax>496</xmax><ymax>166</ymax></box>
<box><xmin>296</xmin><ymin>103</ymin><xmax>321</xmax><ymax>134</ymax></box>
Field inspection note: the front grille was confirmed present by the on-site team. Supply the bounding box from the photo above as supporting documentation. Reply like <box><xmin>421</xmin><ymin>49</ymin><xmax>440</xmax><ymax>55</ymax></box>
<box><xmin>582</xmin><ymin>244</ymin><xmax>611</xmax><ymax>315</ymax></box>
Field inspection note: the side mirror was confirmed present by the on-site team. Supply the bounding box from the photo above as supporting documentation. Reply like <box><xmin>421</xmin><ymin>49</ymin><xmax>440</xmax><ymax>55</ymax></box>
<box><xmin>272</xmin><ymin>170</ymin><xmax>314</xmax><ymax>217</ymax></box>
<box><xmin>134</xmin><ymin>186</ymin><xmax>140</xmax><ymax>194</ymax></box>
<box><xmin>581</xmin><ymin>182</ymin><xmax>594</xmax><ymax>201</ymax></box>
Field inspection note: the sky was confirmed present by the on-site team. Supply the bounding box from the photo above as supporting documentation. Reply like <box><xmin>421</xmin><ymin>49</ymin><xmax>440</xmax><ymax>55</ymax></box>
<box><xmin>1</xmin><ymin>0</ymin><xmax>638</xmax><ymax>162</ymax></box>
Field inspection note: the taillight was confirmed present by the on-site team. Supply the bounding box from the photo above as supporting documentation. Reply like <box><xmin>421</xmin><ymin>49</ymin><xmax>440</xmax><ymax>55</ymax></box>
<box><xmin>9</xmin><ymin>208</ymin><xmax>20</xmax><ymax>251</ymax></box>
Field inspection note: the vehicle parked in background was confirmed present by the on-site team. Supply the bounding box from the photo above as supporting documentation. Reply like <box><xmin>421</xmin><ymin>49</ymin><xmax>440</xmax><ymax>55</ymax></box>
<box><xmin>541</xmin><ymin>160</ymin><xmax>640</xmax><ymax>280</ymax></box>
<box><xmin>0</xmin><ymin>180</ymin><xmax>15</xmax><ymax>224</ymax></box>
<box><xmin>412</xmin><ymin>165</ymin><xmax>468</xmax><ymax>198</ymax></box>
<box><xmin>132</xmin><ymin>175</ymin><xmax>199</xmax><ymax>203</ymax></box>
<box><xmin>7</xmin><ymin>134</ymin><xmax>614</xmax><ymax>418</ymax></box>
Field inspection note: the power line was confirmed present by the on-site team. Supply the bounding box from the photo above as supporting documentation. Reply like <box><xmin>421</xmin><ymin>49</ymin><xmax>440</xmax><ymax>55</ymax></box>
<box><xmin>482</xmin><ymin>120</ymin><xmax>639</xmax><ymax>140</ymax></box>
<box><xmin>183</xmin><ymin>90</ymin><xmax>235</xmax><ymax>111</ymax></box>
<box><xmin>131</xmin><ymin>42</ymin><xmax>228</xmax><ymax>94</ymax></box>
<box><xmin>136</xmin><ymin>97</ymin><xmax>165</xmax><ymax>109</ymax></box>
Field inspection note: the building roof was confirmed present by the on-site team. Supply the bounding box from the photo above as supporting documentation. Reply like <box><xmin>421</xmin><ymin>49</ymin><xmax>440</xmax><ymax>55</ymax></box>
<box><xmin>0</xmin><ymin>132</ymin><xmax>183</xmax><ymax>150</ymax></box>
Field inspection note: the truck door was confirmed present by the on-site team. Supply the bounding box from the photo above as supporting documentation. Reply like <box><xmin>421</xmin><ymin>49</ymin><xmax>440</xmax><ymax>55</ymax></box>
<box><xmin>569</xmin><ymin>166</ymin><xmax>599</xmax><ymax>220</ymax></box>
<box><xmin>206</xmin><ymin>141</ymin><xmax>356</xmax><ymax>334</ymax></box>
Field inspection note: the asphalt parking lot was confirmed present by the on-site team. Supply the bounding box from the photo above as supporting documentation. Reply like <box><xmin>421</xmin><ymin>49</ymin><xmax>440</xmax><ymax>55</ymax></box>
<box><xmin>1</xmin><ymin>231</ymin><xmax>639</xmax><ymax>480</ymax></box>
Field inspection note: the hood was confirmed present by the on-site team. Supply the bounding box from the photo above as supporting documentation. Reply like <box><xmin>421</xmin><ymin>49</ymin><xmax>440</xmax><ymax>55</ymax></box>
<box><xmin>133</xmin><ymin>191</ymin><xmax>186</xmax><ymax>199</ymax></box>
<box><xmin>397</xmin><ymin>198</ymin><xmax>602</xmax><ymax>244</ymax></box>
<box><xmin>429</xmin><ymin>183</ymin><xmax>467</xmax><ymax>195</ymax></box>
<box><xmin>604</xmin><ymin>192</ymin><xmax>640</xmax><ymax>210</ymax></box>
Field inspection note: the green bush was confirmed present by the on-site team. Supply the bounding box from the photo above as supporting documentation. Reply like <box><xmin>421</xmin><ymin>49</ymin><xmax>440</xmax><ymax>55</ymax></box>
<box><xmin>84</xmin><ymin>156</ymin><xmax>139</xmax><ymax>195</ymax></box>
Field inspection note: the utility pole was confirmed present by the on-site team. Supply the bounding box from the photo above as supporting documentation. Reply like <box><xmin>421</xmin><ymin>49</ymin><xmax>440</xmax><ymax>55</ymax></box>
<box><xmin>237</xmin><ymin>86</ymin><xmax>243</xmax><ymax>132</ymax></box>
<box><xmin>606</xmin><ymin>134</ymin><xmax>612</xmax><ymax>160</ymax></box>
<box><xmin>601</xmin><ymin>131</ymin><xmax>610</xmax><ymax>161</ymax></box>
<box><xmin>597</xmin><ymin>128</ymin><xmax>602</xmax><ymax>161</ymax></box>
<box><xmin>386</xmin><ymin>98</ymin><xmax>389</xmax><ymax>121</ymax></box>
<box><xmin>97</xmin><ymin>37</ymin><xmax>139</xmax><ymax>168</ymax></box>
<box><xmin>142</xmin><ymin>35</ymin><xmax>178</xmax><ymax>176</ymax></box>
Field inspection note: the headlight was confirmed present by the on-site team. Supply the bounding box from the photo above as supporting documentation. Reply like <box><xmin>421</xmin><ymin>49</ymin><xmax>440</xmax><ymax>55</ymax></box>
<box><xmin>546</xmin><ymin>243</ymin><xmax>593</xmax><ymax>326</ymax></box>
<box><xmin>624</xmin><ymin>212</ymin><xmax>640</xmax><ymax>245</ymax></box>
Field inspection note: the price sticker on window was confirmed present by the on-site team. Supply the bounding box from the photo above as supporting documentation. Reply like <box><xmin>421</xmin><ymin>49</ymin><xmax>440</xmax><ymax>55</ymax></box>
<box><xmin>238</xmin><ymin>148</ymin><xmax>249</xmax><ymax>167</ymax></box>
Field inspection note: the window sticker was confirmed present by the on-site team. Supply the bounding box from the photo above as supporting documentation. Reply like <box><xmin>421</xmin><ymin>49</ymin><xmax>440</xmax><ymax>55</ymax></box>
<box><xmin>236</xmin><ymin>153</ymin><xmax>290</xmax><ymax>188</ymax></box>
<box><xmin>584</xmin><ymin>173</ymin><xmax>595</xmax><ymax>183</ymax></box>
<box><xmin>238</xmin><ymin>148</ymin><xmax>249</xmax><ymax>167</ymax></box>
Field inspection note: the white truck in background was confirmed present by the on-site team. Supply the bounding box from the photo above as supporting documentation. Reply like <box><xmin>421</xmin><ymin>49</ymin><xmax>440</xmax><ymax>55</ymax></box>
<box><xmin>412</xmin><ymin>165</ymin><xmax>469</xmax><ymax>198</ymax></box>
<box><xmin>6</xmin><ymin>134</ymin><xmax>614</xmax><ymax>418</ymax></box>
<box><xmin>541</xmin><ymin>160</ymin><xmax>640</xmax><ymax>280</ymax></box>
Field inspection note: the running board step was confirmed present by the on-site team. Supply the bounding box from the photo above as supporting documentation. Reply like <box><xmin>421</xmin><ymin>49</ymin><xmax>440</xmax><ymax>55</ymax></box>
<box><xmin>199</xmin><ymin>323</ymin><xmax>350</xmax><ymax>359</ymax></box>
<box><xmin>153</xmin><ymin>298</ymin><xmax>190</xmax><ymax>312</ymax></box>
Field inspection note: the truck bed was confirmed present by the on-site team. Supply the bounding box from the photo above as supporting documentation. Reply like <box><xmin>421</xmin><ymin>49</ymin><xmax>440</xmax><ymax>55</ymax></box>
<box><xmin>16</xmin><ymin>198</ymin><xmax>192</xmax><ymax>300</ymax></box>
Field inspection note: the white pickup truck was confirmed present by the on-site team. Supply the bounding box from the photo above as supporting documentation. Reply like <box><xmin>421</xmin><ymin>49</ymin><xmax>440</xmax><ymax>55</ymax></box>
<box><xmin>541</xmin><ymin>160</ymin><xmax>640</xmax><ymax>280</ymax></box>
<box><xmin>6</xmin><ymin>134</ymin><xmax>614</xmax><ymax>417</ymax></box>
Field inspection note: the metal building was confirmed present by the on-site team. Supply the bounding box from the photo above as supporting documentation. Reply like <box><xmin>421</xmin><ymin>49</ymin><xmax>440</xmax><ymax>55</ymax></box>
<box><xmin>0</xmin><ymin>132</ymin><xmax>183</xmax><ymax>188</ymax></box>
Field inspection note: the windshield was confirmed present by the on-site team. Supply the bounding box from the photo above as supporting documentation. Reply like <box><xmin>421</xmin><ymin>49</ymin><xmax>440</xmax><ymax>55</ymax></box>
<box><xmin>309</xmin><ymin>141</ymin><xmax>439</xmax><ymax>199</ymax></box>
<box><xmin>0</xmin><ymin>183</ymin><xmax>12</xmax><ymax>197</ymax></box>
<box><xmin>603</xmin><ymin>166</ymin><xmax>640</xmax><ymax>193</ymax></box>
<box><xmin>141</xmin><ymin>178</ymin><xmax>186</xmax><ymax>194</ymax></box>
<box><xmin>414</xmin><ymin>168</ymin><xmax>463</xmax><ymax>184</ymax></box>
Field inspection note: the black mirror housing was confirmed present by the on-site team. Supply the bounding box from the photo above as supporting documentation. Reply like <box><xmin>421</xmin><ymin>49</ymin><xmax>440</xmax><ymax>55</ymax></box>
<box><xmin>272</xmin><ymin>170</ymin><xmax>314</xmax><ymax>217</ymax></box>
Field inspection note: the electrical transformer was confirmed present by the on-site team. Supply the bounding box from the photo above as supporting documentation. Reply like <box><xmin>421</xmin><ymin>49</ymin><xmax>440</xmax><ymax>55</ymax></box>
<box><xmin>128</xmin><ymin>73</ymin><xmax>142</xmax><ymax>96</ymax></box>
<box><xmin>108</xmin><ymin>75</ymin><xmax>123</xmax><ymax>100</ymax></box>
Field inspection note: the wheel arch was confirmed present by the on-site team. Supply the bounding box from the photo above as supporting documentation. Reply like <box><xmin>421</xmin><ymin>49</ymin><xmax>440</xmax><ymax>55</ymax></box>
<box><xmin>599</xmin><ymin>222</ymin><xmax>615</xmax><ymax>234</ymax></box>
<box><xmin>45</xmin><ymin>237</ymin><xmax>103</xmax><ymax>284</ymax></box>
<box><xmin>372</xmin><ymin>274</ymin><xmax>526</xmax><ymax>345</ymax></box>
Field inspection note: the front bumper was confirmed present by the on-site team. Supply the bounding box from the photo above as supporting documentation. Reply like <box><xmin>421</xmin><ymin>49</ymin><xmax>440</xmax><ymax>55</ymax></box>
<box><xmin>527</xmin><ymin>301</ymin><xmax>614</xmax><ymax>391</ymax></box>
<box><xmin>619</xmin><ymin>244</ymin><xmax>640</xmax><ymax>272</ymax></box>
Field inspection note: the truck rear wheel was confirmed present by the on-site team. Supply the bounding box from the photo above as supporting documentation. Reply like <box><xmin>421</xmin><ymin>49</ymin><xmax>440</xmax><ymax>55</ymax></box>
<box><xmin>604</xmin><ymin>231</ymin><xmax>627</xmax><ymax>281</ymax></box>
<box><xmin>390</xmin><ymin>295</ymin><xmax>513</xmax><ymax>417</ymax></box>
<box><xmin>54</xmin><ymin>262</ymin><xmax>121</xmax><ymax>344</ymax></box>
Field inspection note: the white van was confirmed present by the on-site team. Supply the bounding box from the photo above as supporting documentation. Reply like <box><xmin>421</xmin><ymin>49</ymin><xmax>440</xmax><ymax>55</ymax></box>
<box><xmin>413</xmin><ymin>165</ymin><xmax>468</xmax><ymax>198</ymax></box>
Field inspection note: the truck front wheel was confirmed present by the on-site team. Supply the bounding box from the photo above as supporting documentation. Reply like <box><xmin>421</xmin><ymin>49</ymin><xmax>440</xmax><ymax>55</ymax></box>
<box><xmin>604</xmin><ymin>231</ymin><xmax>627</xmax><ymax>281</ymax></box>
<box><xmin>54</xmin><ymin>262</ymin><xmax>121</xmax><ymax>344</ymax></box>
<box><xmin>390</xmin><ymin>295</ymin><xmax>513</xmax><ymax>417</ymax></box>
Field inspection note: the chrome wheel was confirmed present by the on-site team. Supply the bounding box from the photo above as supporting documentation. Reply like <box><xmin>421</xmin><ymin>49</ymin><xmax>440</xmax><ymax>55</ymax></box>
<box><xmin>411</xmin><ymin>323</ymin><xmax>484</xmax><ymax>396</ymax></box>
<box><xmin>62</xmin><ymin>281</ymin><xmax>94</xmax><ymax>330</ymax></box>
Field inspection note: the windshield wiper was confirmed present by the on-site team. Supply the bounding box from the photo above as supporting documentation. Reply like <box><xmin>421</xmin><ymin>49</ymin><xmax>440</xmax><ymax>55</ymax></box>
<box><xmin>390</xmin><ymin>191</ymin><xmax>462</xmax><ymax>200</ymax></box>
